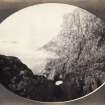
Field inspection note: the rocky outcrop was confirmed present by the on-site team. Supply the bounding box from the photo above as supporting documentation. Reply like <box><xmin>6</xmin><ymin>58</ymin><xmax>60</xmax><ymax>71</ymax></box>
<box><xmin>0</xmin><ymin>54</ymin><xmax>104</xmax><ymax>102</ymax></box>
<box><xmin>0</xmin><ymin>55</ymin><xmax>55</xmax><ymax>101</ymax></box>
<box><xmin>43</xmin><ymin>9</ymin><xmax>105</xmax><ymax>81</ymax></box>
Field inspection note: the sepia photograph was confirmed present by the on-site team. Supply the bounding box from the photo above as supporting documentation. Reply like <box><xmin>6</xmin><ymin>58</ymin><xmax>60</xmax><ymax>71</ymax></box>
<box><xmin>0</xmin><ymin>0</ymin><xmax>105</xmax><ymax>105</ymax></box>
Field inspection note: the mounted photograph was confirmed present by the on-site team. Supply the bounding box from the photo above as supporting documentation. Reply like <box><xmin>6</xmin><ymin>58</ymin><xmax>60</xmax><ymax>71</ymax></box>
<box><xmin>0</xmin><ymin>3</ymin><xmax>105</xmax><ymax>102</ymax></box>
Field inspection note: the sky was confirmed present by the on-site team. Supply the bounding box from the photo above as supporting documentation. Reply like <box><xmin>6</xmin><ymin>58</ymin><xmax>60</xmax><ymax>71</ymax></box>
<box><xmin>0</xmin><ymin>0</ymin><xmax>105</xmax><ymax>105</ymax></box>
<box><xmin>0</xmin><ymin>3</ymin><xmax>78</xmax><ymax>73</ymax></box>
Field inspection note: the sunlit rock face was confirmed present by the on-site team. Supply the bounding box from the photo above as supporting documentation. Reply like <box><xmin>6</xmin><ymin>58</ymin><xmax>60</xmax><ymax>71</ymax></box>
<box><xmin>0</xmin><ymin>3</ymin><xmax>105</xmax><ymax>102</ymax></box>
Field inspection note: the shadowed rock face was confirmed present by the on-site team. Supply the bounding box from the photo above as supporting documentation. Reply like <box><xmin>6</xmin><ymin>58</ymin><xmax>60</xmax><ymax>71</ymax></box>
<box><xmin>0</xmin><ymin>54</ymin><xmax>103</xmax><ymax>102</ymax></box>
<box><xmin>0</xmin><ymin>55</ymin><xmax>55</xmax><ymax>101</ymax></box>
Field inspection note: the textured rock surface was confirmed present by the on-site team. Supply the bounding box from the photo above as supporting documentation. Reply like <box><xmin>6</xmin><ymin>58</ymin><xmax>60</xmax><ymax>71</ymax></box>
<box><xmin>43</xmin><ymin>9</ymin><xmax>105</xmax><ymax>82</ymax></box>
<box><xmin>0</xmin><ymin>55</ymin><xmax>55</xmax><ymax>101</ymax></box>
<box><xmin>0</xmin><ymin>54</ymin><xmax>104</xmax><ymax>102</ymax></box>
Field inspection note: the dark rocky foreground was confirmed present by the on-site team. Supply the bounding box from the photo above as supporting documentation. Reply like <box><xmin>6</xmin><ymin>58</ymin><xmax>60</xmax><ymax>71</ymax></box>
<box><xmin>0</xmin><ymin>54</ymin><xmax>104</xmax><ymax>102</ymax></box>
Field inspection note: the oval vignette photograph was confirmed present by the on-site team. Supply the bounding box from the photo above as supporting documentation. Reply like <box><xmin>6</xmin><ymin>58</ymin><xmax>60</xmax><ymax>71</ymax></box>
<box><xmin>0</xmin><ymin>3</ymin><xmax>105</xmax><ymax>102</ymax></box>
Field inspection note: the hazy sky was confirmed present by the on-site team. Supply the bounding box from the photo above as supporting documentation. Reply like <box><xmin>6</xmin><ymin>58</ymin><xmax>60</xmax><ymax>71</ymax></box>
<box><xmin>0</xmin><ymin>4</ymin><xmax>78</xmax><ymax>73</ymax></box>
<box><xmin>0</xmin><ymin>0</ymin><xmax>105</xmax><ymax>105</ymax></box>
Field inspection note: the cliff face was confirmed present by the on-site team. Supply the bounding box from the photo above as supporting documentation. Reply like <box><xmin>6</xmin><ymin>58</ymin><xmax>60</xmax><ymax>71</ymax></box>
<box><xmin>42</xmin><ymin>9</ymin><xmax>105</xmax><ymax>83</ymax></box>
